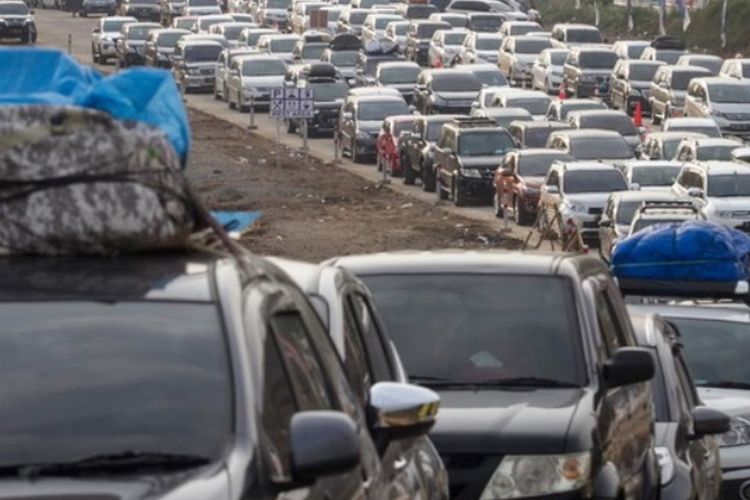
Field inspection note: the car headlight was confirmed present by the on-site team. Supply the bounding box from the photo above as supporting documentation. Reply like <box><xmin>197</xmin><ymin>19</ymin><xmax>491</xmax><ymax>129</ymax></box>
<box><xmin>187</xmin><ymin>68</ymin><xmax>201</xmax><ymax>75</ymax></box>
<box><xmin>718</xmin><ymin>416</ymin><xmax>750</xmax><ymax>447</ymax></box>
<box><xmin>564</xmin><ymin>200</ymin><xmax>586</xmax><ymax>213</ymax></box>
<box><xmin>480</xmin><ymin>452</ymin><xmax>591</xmax><ymax>499</ymax></box>
<box><xmin>654</xmin><ymin>447</ymin><xmax>674</xmax><ymax>485</ymax></box>
<box><xmin>356</xmin><ymin>131</ymin><xmax>370</xmax><ymax>140</ymax></box>
<box><xmin>461</xmin><ymin>168</ymin><xmax>482</xmax><ymax>178</ymax></box>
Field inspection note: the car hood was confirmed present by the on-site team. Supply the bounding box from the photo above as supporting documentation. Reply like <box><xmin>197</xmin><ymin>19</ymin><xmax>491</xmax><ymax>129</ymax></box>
<box><xmin>241</xmin><ymin>75</ymin><xmax>284</xmax><ymax>86</ymax></box>
<box><xmin>430</xmin><ymin>388</ymin><xmax>583</xmax><ymax>454</ymax></box>
<box><xmin>580</xmin><ymin>69</ymin><xmax>611</xmax><ymax>77</ymax></box>
<box><xmin>514</xmin><ymin>54</ymin><xmax>536</xmax><ymax>65</ymax></box>
<box><xmin>712</xmin><ymin>102</ymin><xmax>750</xmax><ymax>114</ymax></box>
<box><xmin>357</xmin><ymin>120</ymin><xmax>382</xmax><ymax>133</ymax></box>
<box><xmin>457</xmin><ymin>155</ymin><xmax>504</xmax><ymax>168</ymax></box>
<box><xmin>263</xmin><ymin>8</ymin><xmax>288</xmax><ymax>17</ymax></box>
<box><xmin>699</xmin><ymin>387</ymin><xmax>750</xmax><ymax>417</ymax></box>
<box><xmin>519</xmin><ymin>176</ymin><xmax>545</xmax><ymax>188</ymax></box>
<box><xmin>565</xmin><ymin>192</ymin><xmax>611</xmax><ymax>208</ymax></box>
<box><xmin>0</xmin><ymin>466</ymin><xmax>230</xmax><ymax>500</ymax></box>
<box><xmin>434</xmin><ymin>90</ymin><xmax>479</xmax><ymax>101</ymax></box>
<box><xmin>707</xmin><ymin>197</ymin><xmax>750</xmax><ymax>211</ymax></box>
<box><xmin>1</xmin><ymin>15</ymin><xmax>31</xmax><ymax>21</ymax></box>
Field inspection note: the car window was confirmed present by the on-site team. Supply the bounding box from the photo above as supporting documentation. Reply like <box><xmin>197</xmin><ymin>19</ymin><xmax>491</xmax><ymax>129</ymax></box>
<box><xmin>270</xmin><ymin>312</ymin><xmax>333</xmax><ymax>410</ymax></box>
<box><xmin>342</xmin><ymin>302</ymin><xmax>372</xmax><ymax>406</ymax></box>
<box><xmin>594</xmin><ymin>288</ymin><xmax>624</xmax><ymax>357</ymax></box>
<box><xmin>349</xmin><ymin>294</ymin><xmax>394</xmax><ymax>381</ymax></box>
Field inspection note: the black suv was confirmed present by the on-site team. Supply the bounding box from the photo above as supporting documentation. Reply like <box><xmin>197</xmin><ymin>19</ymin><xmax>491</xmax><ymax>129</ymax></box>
<box><xmin>562</xmin><ymin>47</ymin><xmax>619</xmax><ymax>99</ymax></box>
<box><xmin>433</xmin><ymin>117</ymin><xmax>515</xmax><ymax>206</ymax></box>
<box><xmin>335</xmin><ymin>250</ymin><xmax>661</xmax><ymax>500</ymax></box>
<box><xmin>0</xmin><ymin>252</ymin><xmax>440</xmax><ymax>499</ymax></box>
<box><xmin>609</xmin><ymin>59</ymin><xmax>665</xmax><ymax>116</ymax></box>
<box><xmin>413</xmin><ymin>69</ymin><xmax>482</xmax><ymax>115</ymax></box>
<box><xmin>0</xmin><ymin>1</ymin><xmax>36</xmax><ymax>44</ymax></box>
<box><xmin>399</xmin><ymin>114</ymin><xmax>458</xmax><ymax>191</ymax></box>
<box><xmin>354</xmin><ymin>47</ymin><xmax>405</xmax><ymax>87</ymax></box>
<box><xmin>286</xmin><ymin>63</ymin><xmax>349</xmax><ymax>137</ymax></box>
<box><xmin>404</xmin><ymin>20</ymin><xmax>451</xmax><ymax>67</ymax></box>
<box><xmin>338</xmin><ymin>94</ymin><xmax>410</xmax><ymax>163</ymax></box>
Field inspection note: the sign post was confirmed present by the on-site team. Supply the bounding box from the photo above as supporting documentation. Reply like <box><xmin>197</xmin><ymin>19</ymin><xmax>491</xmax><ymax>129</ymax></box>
<box><xmin>271</xmin><ymin>86</ymin><xmax>316</xmax><ymax>166</ymax></box>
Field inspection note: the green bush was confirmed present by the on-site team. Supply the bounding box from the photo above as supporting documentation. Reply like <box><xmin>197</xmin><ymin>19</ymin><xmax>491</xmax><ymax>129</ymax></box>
<box><xmin>535</xmin><ymin>0</ymin><xmax>750</xmax><ymax>56</ymax></box>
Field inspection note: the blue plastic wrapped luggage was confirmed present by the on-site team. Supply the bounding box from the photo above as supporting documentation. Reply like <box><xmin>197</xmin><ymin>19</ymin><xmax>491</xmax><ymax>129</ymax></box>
<box><xmin>0</xmin><ymin>48</ymin><xmax>190</xmax><ymax>165</ymax></box>
<box><xmin>612</xmin><ymin>221</ymin><xmax>750</xmax><ymax>296</ymax></box>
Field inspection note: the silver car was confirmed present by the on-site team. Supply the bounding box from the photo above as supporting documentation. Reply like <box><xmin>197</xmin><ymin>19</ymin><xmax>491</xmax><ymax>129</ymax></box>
<box><xmin>684</xmin><ymin>77</ymin><xmax>750</xmax><ymax>139</ymax></box>
<box><xmin>226</xmin><ymin>54</ymin><xmax>287</xmax><ymax>110</ymax></box>
<box><xmin>91</xmin><ymin>16</ymin><xmax>137</xmax><ymax>64</ymax></box>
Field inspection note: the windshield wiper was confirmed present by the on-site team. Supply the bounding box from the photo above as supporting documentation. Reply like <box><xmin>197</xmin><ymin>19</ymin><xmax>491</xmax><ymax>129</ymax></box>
<box><xmin>472</xmin><ymin>377</ymin><xmax>579</xmax><ymax>388</ymax></box>
<box><xmin>0</xmin><ymin>451</ymin><xmax>211</xmax><ymax>479</ymax></box>
<box><xmin>698</xmin><ymin>381</ymin><xmax>750</xmax><ymax>390</ymax></box>
<box><xmin>409</xmin><ymin>374</ymin><xmax>453</xmax><ymax>384</ymax></box>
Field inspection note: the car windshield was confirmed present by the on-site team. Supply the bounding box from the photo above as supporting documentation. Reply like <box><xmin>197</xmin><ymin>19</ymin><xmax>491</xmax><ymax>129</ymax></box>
<box><xmin>330</xmin><ymin>51</ymin><xmax>358</xmax><ymax>66</ymax></box>
<box><xmin>391</xmin><ymin>23</ymin><xmax>408</xmax><ymax>35</ymax></box>
<box><xmin>174</xmin><ymin>19</ymin><xmax>196</xmax><ymax>30</ymax></box>
<box><xmin>458</xmin><ymin>131</ymin><xmax>514</xmax><ymax>156</ymax></box>
<box><xmin>325</xmin><ymin>9</ymin><xmax>340</xmax><ymax>21</ymax></box>
<box><xmin>470</xmin><ymin>16</ymin><xmax>502</xmax><ymax>31</ymax></box>
<box><xmin>511</xmin><ymin>24</ymin><xmax>539</xmax><ymax>35</ymax></box>
<box><xmin>221</xmin><ymin>25</ymin><xmax>246</xmax><ymax>40</ymax></box>
<box><xmin>666</xmin><ymin>317</ymin><xmax>750</xmax><ymax>388</ymax></box>
<box><xmin>379</xmin><ymin>66</ymin><xmax>419</xmax><ymax>84</ymax></box>
<box><xmin>476</xmin><ymin>37</ymin><xmax>502</xmax><ymax>50</ymax></box>
<box><xmin>0</xmin><ymin>302</ymin><xmax>231</xmax><ymax>467</ymax></box>
<box><xmin>515</xmin><ymin>38</ymin><xmax>552</xmax><ymax>54</ymax></box>
<box><xmin>349</xmin><ymin>11</ymin><xmax>368</xmax><ymax>24</ymax></box>
<box><xmin>270</xmin><ymin>38</ymin><xmax>297</xmax><ymax>52</ymax></box>
<box><xmin>473</xmin><ymin>69</ymin><xmax>507</xmax><ymax>87</ymax></box>
<box><xmin>392</xmin><ymin>119</ymin><xmax>415</xmax><ymax>136</ymax></box>
<box><xmin>524</xmin><ymin>127</ymin><xmax>563</xmax><ymax>147</ymax></box>
<box><xmin>408</xmin><ymin>5</ymin><xmax>436</xmax><ymax>18</ymax></box>
<box><xmin>200</xmin><ymin>18</ymin><xmax>229</xmax><ymax>30</ymax></box>
<box><xmin>570</xmin><ymin>137</ymin><xmax>634</xmax><ymax>160</ymax></box>
<box><xmin>0</xmin><ymin>2</ymin><xmax>29</xmax><ymax>13</ymax></box>
<box><xmin>559</xmin><ymin>102</ymin><xmax>605</xmax><ymax>120</ymax></box>
<box><xmin>708</xmin><ymin>84</ymin><xmax>750</xmax><ymax>103</ymax></box>
<box><xmin>564</xmin><ymin>169</ymin><xmax>627</xmax><ymax>193</ymax></box>
<box><xmin>696</xmin><ymin>145</ymin><xmax>737</xmax><ymax>161</ymax></box>
<box><xmin>506</xmin><ymin>97</ymin><xmax>549</xmax><ymax>115</ymax></box>
<box><xmin>631</xmin><ymin>165</ymin><xmax>682</xmax><ymax>186</ymax></box>
<box><xmin>672</xmin><ymin>70</ymin><xmax>706</xmax><ymax>90</ymax></box>
<box><xmin>184</xmin><ymin>44</ymin><xmax>222</xmax><ymax>61</ymax></box>
<box><xmin>578</xmin><ymin>51</ymin><xmax>617</xmax><ymax>69</ymax></box>
<box><xmin>661</xmin><ymin>138</ymin><xmax>682</xmax><ymax>159</ymax></box>
<box><xmin>311</xmin><ymin>81</ymin><xmax>348</xmax><ymax>101</ymax></box>
<box><xmin>579</xmin><ymin>115</ymin><xmax>637</xmax><ymax>136</ymax></box>
<box><xmin>426</xmin><ymin>120</ymin><xmax>450</xmax><ymax>141</ymax></box>
<box><xmin>443</xmin><ymin>32</ymin><xmax>466</xmax><ymax>45</ymax></box>
<box><xmin>416</xmin><ymin>23</ymin><xmax>445</xmax><ymax>38</ymax></box>
<box><xmin>691</xmin><ymin>58</ymin><xmax>722</xmax><ymax>74</ymax></box>
<box><xmin>628</xmin><ymin>63</ymin><xmax>661</xmax><ymax>81</ymax></box>
<box><xmin>362</xmin><ymin>274</ymin><xmax>585</xmax><ymax>387</ymax></box>
<box><xmin>616</xmin><ymin>200</ymin><xmax>643</xmax><ymax>224</ymax></box>
<box><xmin>103</xmin><ymin>20</ymin><xmax>131</xmax><ymax>32</ymax></box>
<box><xmin>266</xmin><ymin>0</ymin><xmax>289</xmax><ymax>7</ymax></box>
<box><xmin>627</xmin><ymin>44</ymin><xmax>647</xmax><ymax>59</ymax></box>
<box><xmin>432</xmin><ymin>73</ymin><xmax>481</xmax><ymax>92</ymax></box>
<box><xmin>656</xmin><ymin>49</ymin><xmax>684</xmax><ymax>64</ymax></box>
<box><xmin>707</xmin><ymin>174</ymin><xmax>750</xmax><ymax>197</ymax></box>
<box><xmin>518</xmin><ymin>154</ymin><xmax>566</xmax><ymax>176</ymax></box>
<box><xmin>567</xmin><ymin>29</ymin><xmax>601</xmax><ymax>43</ymax></box>
<box><xmin>549</xmin><ymin>51</ymin><xmax>568</xmax><ymax>65</ymax></box>
<box><xmin>667</xmin><ymin>125</ymin><xmax>721</xmax><ymax>138</ymax></box>
<box><xmin>189</xmin><ymin>0</ymin><xmax>217</xmax><ymax>5</ymax></box>
<box><xmin>242</xmin><ymin>58</ymin><xmax>286</xmax><ymax>76</ymax></box>
<box><xmin>158</xmin><ymin>32</ymin><xmax>186</xmax><ymax>47</ymax></box>
<box><xmin>302</xmin><ymin>44</ymin><xmax>325</xmax><ymax>59</ymax></box>
<box><xmin>358</xmin><ymin>100</ymin><xmax>409</xmax><ymax>121</ymax></box>
<box><xmin>128</xmin><ymin>26</ymin><xmax>157</xmax><ymax>40</ymax></box>
<box><xmin>374</xmin><ymin>17</ymin><xmax>396</xmax><ymax>29</ymax></box>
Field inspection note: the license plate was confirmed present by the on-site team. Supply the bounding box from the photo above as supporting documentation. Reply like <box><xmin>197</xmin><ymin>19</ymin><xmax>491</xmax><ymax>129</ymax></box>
<box><xmin>731</xmin><ymin>124</ymin><xmax>750</xmax><ymax>131</ymax></box>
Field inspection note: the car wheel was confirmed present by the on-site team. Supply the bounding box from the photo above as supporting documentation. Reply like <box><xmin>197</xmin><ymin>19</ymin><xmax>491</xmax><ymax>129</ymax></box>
<box><xmin>515</xmin><ymin>196</ymin><xmax>534</xmax><ymax>226</ymax></box>
<box><xmin>435</xmin><ymin>169</ymin><xmax>448</xmax><ymax>200</ymax></box>
<box><xmin>403</xmin><ymin>154</ymin><xmax>415</xmax><ymax>185</ymax></box>
<box><xmin>228</xmin><ymin>91</ymin><xmax>236</xmax><ymax>109</ymax></box>
<box><xmin>350</xmin><ymin>139</ymin><xmax>358</xmax><ymax>163</ymax></box>
<box><xmin>422</xmin><ymin>161</ymin><xmax>435</xmax><ymax>192</ymax></box>
<box><xmin>650</xmin><ymin>101</ymin><xmax>660</xmax><ymax>125</ymax></box>
<box><xmin>213</xmin><ymin>84</ymin><xmax>221</xmax><ymax>100</ymax></box>
<box><xmin>91</xmin><ymin>46</ymin><xmax>99</xmax><ymax>64</ymax></box>
<box><xmin>493</xmin><ymin>191</ymin><xmax>503</xmax><ymax>218</ymax></box>
<box><xmin>453</xmin><ymin>182</ymin><xmax>467</xmax><ymax>207</ymax></box>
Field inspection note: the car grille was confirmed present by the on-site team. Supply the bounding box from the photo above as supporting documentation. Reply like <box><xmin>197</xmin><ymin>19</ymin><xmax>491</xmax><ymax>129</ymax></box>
<box><xmin>731</xmin><ymin>211</ymin><xmax>750</xmax><ymax>218</ymax></box>
<box><xmin>480</xmin><ymin>169</ymin><xmax>495</xmax><ymax>179</ymax></box>
<box><xmin>442</xmin><ymin>454</ymin><xmax>503</xmax><ymax>500</ymax></box>
<box><xmin>200</xmin><ymin>68</ymin><xmax>213</xmax><ymax>75</ymax></box>
<box><xmin>726</xmin><ymin>113</ymin><xmax>750</xmax><ymax>121</ymax></box>
<box><xmin>582</xmin><ymin>220</ymin><xmax>599</xmax><ymax>229</ymax></box>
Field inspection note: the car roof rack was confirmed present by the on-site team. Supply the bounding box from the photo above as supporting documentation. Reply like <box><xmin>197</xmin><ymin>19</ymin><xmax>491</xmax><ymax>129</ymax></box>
<box><xmin>450</xmin><ymin>116</ymin><xmax>497</xmax><ymax>128</ymax></box>
<box><xmin>617</xmin><ymin>277</ymin><xmax>750</xmax><ymax>302</ymax></box>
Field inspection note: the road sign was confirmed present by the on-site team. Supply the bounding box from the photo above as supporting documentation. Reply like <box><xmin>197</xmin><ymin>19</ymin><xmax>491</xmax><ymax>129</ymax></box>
<box><xmin>300</xmin><ymin>99</ymin><xmax>315</xmax><ymax>118</ymax></box>
<box><xmin>270</xmin><ymin>99</ymin><xmax>284</xmax><ymax>118</ymax></box>
<box><xmin>271</xmin><ymin>88</ymin><xmax>284</xmax><ymax>100</ymax></box>
<box><xmin>270</xmin><ymin>87</ymin><xmax>315</xmax><ymax>119</ymax></box>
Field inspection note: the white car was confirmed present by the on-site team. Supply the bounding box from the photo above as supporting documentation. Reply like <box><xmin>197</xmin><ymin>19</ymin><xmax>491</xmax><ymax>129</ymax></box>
<box><xmin>214</xmin><ymin>46</ymin><xmax>257</xmax><ymax>99</ymax></box>
<box><xmin>672</xmin><ymin>161</ymin><xmax>750</xmax><ymax>231</ymax></box>
<box><xmin>494</xmin><ymin>89</ymin><xmax>551</xmax><ymax>121</ymax></box>
<box><xmin>684</xmin><ymin>77</ymin><xmax>750</xmax><ymax>140</ymax></box>
<box><xmin>618</xmin><ymin>160</ymin><xmax>683</xmax><ymax>191</ymax></box>
<box><xmin>171</xmin><ymin>15</ymin><xmax>198</xmax><ymax>30</ymax></box>
<box><xmin>676</xmin><ymin>54</ymin><xmax>724</xmax><ymax>76</ymax></box>
<box><xmin>256</xmin><ymin>33</ymin><xmax>301</xmax><ymax>63</ymax></box>
<box><xmin>226</xmin><ymin>54</ymin><xmax>287</xmax><ymax>111</ymax></box>
<box><xmin>612</xmin><ymin>40</ymin><xmax>649</xmax><ymax>60</ymax></box>
<box><xmin>384</xmin><ymin>20</ymin><xmax>409</xmax><ymax>52</ymax></box>
<box><xmin>209</xmin><ymin>21</ymin><xmax>256</xmax><ymax>47</ymax></box>
<box><xmin>427</xmin><ymin>28</ymin><xmax>469</xmax><ymax>68</ymax></box>
<box><xmin>183</xmin><ymin>0</ymin><xmax>222</xmax><ymax>16</ymax></box>
<box><xmin>452</xmin><ymin>32</ymin><xmax>502</xmax><ymax>65</ymax></box>
<box><xmin>672</xmin><ymin>137</ymin><xmax>744</xmax><ymax>163</ymax></box>
<box><xmin>498</xmin><ymin>35</ymin><xmax>553</xmax><ymax>85</ymax></box>
<box><xmin>361</xmin><ymin>13</ymin><xmax>404</xmax><ymax>43</ymax></box>
<box><xmin>427</xmin><ymin>12</ymin><xmax>468</xmax><ymax>28</ymax></box>
<box><xmin>550</xmin><ymin>23</ymin><xmax>603</xmax><ymax>48</ymax></box>
<box><xmin>472</xmin><ymin>85</ymin><xmax>520</xmax><ymax>110</ymax></box>
<box><xmin>719</xmin><ymin>57</ymin><xmax>750</xmax><ymax>79</ymax></box>
<box><xmin>91</xmin><ymin>16</ymin><xmax>137</xmax><ymax>64</ymax></box>
<box><xmin>192</xmin><ymin>14</ymin><xmax>233</xmax><ymax>33</ymax></box>
<box><xmin>531</xmin><ymin>48</ymin><xmax>569</xmax><ymax>94</ymax></box>
<box><xmin>627</xmin><ymin>201</ymin><xmax>703</xmax><ymax>236</ymax></box>
<box><xmin>663</xmin><ymin>117</ymin><xmax>723</xmax><ymax>138</ymax></box>
<box><xmin>498</xmin><ymin>20</ymin><xmax>541</xmax><ymax>37</ymax></box>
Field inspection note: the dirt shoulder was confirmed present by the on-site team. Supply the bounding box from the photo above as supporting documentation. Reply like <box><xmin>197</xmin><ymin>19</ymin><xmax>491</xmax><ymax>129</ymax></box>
<box><xmin>187</xmin><ymin>108</ymin><xmax>521</xmax><ymax>261</ymax></box>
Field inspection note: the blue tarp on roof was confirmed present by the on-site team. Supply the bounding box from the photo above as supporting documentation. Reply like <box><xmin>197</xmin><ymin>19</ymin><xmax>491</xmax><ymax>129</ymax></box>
<box><xmin>0</xmin><ymin>48</ymin><xmax>190</xmax><ymax>164</ymax></box>
<box><xmin>611</xmin><ymin>221</ymin><xmax>750</xmax><ymax>282</ymax></box>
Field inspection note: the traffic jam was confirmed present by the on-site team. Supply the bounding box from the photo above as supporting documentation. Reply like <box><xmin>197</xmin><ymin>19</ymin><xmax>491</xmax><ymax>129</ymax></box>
<box><xmin>3</xmin><ymin>0</ymin><xmax>750</xmax><ymax>497</ymax></box>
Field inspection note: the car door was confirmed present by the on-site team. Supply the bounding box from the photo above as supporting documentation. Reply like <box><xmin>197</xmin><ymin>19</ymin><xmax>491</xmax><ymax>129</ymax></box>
<box><xmin>599</xmin><ymin>196</ymin><xmax>616</xmax><ymax>257</ymax></box>
<box><xmin>650</xmin><ymin>69</ymin><xmax>668</xmax><ymax>117</ymax></box>
<box><xmin>498</xmin><ymin>37</ymin><xmax>512</xmax><ymax>76</ymax></box>
<box><xmin>215</xmin><ymin>51</ymin><xmax>227</xmax><ymax>90</ymax></box>
<box><xmin>226</xmin><ymin>58</ymin><xmax>242</xmax><ymax>102</ymax></box>
<box><xmin>435</xmin><ymin>128</ymin><xmax>456</xmax><ymax>190</ymax></box>
<box><xmin>339</xmin><ymin>101</ymin><xmax>356</xmax><ymax>146</ymax></box>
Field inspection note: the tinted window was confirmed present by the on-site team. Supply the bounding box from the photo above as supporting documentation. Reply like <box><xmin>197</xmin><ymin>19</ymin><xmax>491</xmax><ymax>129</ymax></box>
<box><xmin>330</xmin><ymin>50</ymin><xmax>358</xmax><ymax>66</ymax></box>
<box><xmin>707</xmin><ymin>174</ymin><xmax>750</xmax><ymax>197</ymax></box>
<box><xmin>242</xmin><ymin>58</ymin><xmax>286</xmax><ymax>76</ymax></box>
<box><xmin>671</xmin><ymin>70</ymin><xmax>707</xmax><ymax>90</ymax></box>
<box><xmin>363</xmin><ymin>274</ymin><xmax>585</xmax><ymax>386</ymax></box>
<box><xmin>358</xmin><ymin>100</ymin><xmax>409</xmax><ymax>120</ymax></box>
<box><xmin>302</xmin><ymin>44</ymin><xmax>326</xmax><ymax>59</ymax></box>
<box><xmin>270</xmin><ymin>38</ymin><xmax>297</xmax><ymax>52</ymax></box>
<box><xmin>0</xmin><ymin>2</ymin><xmax>29</xmax><ymax>13</ymax></box>
<box><xmin>578</xmin><ymin>51</ymin><xmax>617</xmax><ymax>69</ymax></box>
<box><xmin>628</xmin><ymin>63</ymin><xmax>661</xmax><ymax>81</ymax></box>
<box><xmin>505</xmin><ymin>97</ymin><xmax>550</xmax><ymax>115</ymax></box>
<box><xmin>341</xmin><ymin>306</ymin><xmax>372</xmax><ymax>406</ymax></box>
<box><xmin>476</xmin><ymin>37</ymin><xmax>502</xmax><ymax>50</ymax></box>
<box><xmin>514</xmin><ymin>38</ymin><xmax>553</xmax><ymax>54</ymax></box>
<box><xmin>103</xmin><ymin>19</ymin><xmax>132</xmax><ymax>31</ymax></box>
<box><xmin>696</xmin><ymin>145</ymin><xmax>737</xmax><ymax>161</ymax></box>
<box><xmin>0</xmin><ymin>302</ymin><xmax>231</xmax><ymax>466</ymax></box>
<box><xmin>469</xmin><ymin>16</ymin><xmax>502</xmax><ymax>31</ymax></box>
<box><xmin>220</xmin><ymin>25</ymin><xmax>246</xmax><ymax>39</ymax></box>
<box><xmin>426</xmin><ymin>120</ymin><xmax>450</xmax><ymax>141</ymax></box>
<box><xmin>650</xmin><ymin>349</ymin><xmax>672</xmax><ymax>422</ymax></box>
<box><xmin>518</xmin><ymin>153</ymin><xmax>569</xmax><ymax>176</ymax></box>
<box><xmin>566</xmin><ymin>28</ymin><xmax>601</xmax><ymax>43</ymax></box>
<box><xmin>578</xmin><ymin>114</ymin><xmax>637</xmax><ymax>136</ymax></box>
<box><xmin>184</xmin><ymin>44</ymin><xmax>223</xmax><ymax>61</ymax></box>
<box><xmin>189</xmin><ymin>0</ymin><xmax>217</xmax><ymax>5</ymax></box>
<box><xmin>473</xmin><ymin>69</ymin><xmax>507</xmax><ymax>87</ymax></box>
<box><xmin>408</xmin><ymin>5</ymin><xmax>437</xmax><ymax>18</ymax></box>
<box><xmin>266</xmin><ymin>0</ymin><xmax>290</xmax><ymax>7</ymax></box>
<box><xmin>627</xmin><ymin>44</ymin><xmax>647</xmax><ymax>59</ymax></box>
<box><xmin>444</xmin><ymin>32</ymin><xmax>466</xmax><ymax>45</ymax></box>
<box><xmin>667</xmin><ymin>318</ymin><xmax>750</xmax><ymax>388</ymax></box>
<box><xmin>708</xmin><ymin>84</ymin><xmax>750</xmax><ymax>103</ymax></box>
<box><xmin>157</xmin><ymin>31</ymin><xmax>186</xmax><ymax>47</ymax></box>
<box><xmin>558</xmin><ymin>101</ymin><xmax>605</xmax><ymax>120</ymax></box>
<box><xmin>311</xmin><ymin>81</ymin><xmax>348</xmax><ymax>101</ymax></box>
<box><xmin>416</xmin><ymin>23</ymin><xmax>447</xmax><ymax>38</ymax></box>
<box><xmin>458</xmin><ymin>130</ymin><xmax>515</xmax><ymax>156</ymax></box>
<box><xmin>564</xmin><ymin>169</ymin><xmax>628</xmax><ymax>193</ymax></box>
<box><xmin>432</xmin><ymin>73</ymin><xmax>482</xmax><ymax>92</ymax></box>
<box><xmin>523</xmin><ymin>128</ymin><xmax>563</xmax><ymax>148</ymax></box>
<box><xmin>656</xmin><ymin>50</ymin><xmax>684</xmax><ymax>65</ymax></box>
<box><xmin>616</xmin><ymin>200</ymin><xmax>642</xmax><ymax>224</ymax></box>
<box><xmin>632</xmin><ymin>218</ymin><xmax>685</xmax><ymax>232</ymax></box>
<box><xmin>570</xmin><ymin>137</ymin><xmax>634</xmax><ymax>160</ymax></box>
<box><xmin>379</xmin><ymin>65</ymin><xmax>420</xmax><ymax>84</ymax></box>
<box><xmin>594</xmin><ymin>292</ymin><xmax>623</xmax><ymax>357</ymax></box>
<box><xmin>128</xmin><ymin>26</ymin><xmax>157</xmax><ymax>40</ymax></box>
<box><xmin>550</xmin><ymin>51</ymin><xmax>568</xmax><ymax>65</ymax></box>
<box><xmin>349</xmin><ymin>295</ymin><xmax>393</xmax><ymax>381</ymax></box>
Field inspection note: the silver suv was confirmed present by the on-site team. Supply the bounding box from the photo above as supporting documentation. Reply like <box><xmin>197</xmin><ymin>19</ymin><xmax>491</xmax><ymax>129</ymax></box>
<box><xmin>684</xmin><ymin>77</ymin><xmax>750</xmax><ymax>139</ymax></box>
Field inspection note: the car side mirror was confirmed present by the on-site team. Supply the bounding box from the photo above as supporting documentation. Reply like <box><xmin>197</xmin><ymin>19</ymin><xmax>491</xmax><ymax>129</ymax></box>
<box><xmin>603</xmin><ymin>347</ymin><xmax>654</xmax><ymax>389</ymax></box>
<box><xmin>545</xmin><ymin>185</ymin><xmax>559</xmax><ymax>194</ymax></box>
<box><xmin>93</xmin><ymin>27</ymin><xmax>101</xmax><ymax>33</ymax></box>
<box><xmin>369</xmin><ymin>382</ymin><xmax>439</xmax><ymax>441</ymax></box>
<box><xmin>687</xmin><ymin>187</ymin><xmax>704</xmax><ymax>198</ymax></box>
<box><xmin>629</xmin><ymin>182</ymin><xmax>641</xmax><ymax>191</ymax></box>
<box><xmin>471</xmin><ymin>101</ymin><xmax>479</xmax><ymax>110</ymax></box>
<box><xmin>691</xmin><ymin>406</ymin><xmax>731</xmax><ymax>439</ymax></box>
<box><xmin>290</xmin><ymin>411</ymin><xmax>361</xmax><ymax>481</ymax></box>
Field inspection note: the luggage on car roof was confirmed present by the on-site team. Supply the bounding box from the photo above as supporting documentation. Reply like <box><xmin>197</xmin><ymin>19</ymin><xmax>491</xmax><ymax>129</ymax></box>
<box><xmin>0</xmin><ymin>106</ymin><xmax>197</xmax><ymax>256</ymax></box>
<box><xmin>650</xmin><ymin>35</ymin><xmax>685</xmax><ymax>50</ymax></box>
<box><xmin>329</xmin><ymin>33</ymin><xmax>363</xmax><ymax>51</ymax></box>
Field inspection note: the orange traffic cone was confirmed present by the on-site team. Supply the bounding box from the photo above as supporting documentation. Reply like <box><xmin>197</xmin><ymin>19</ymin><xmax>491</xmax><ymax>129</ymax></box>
<box><xmin>558</xmin><ymin>83</ymin><xmax>566</xmax><ymax>100</ymax></box>
<box><xmin>633</xmin><ymin>101</ymin><xmax>643</xmax><ymax>128</ymax></box>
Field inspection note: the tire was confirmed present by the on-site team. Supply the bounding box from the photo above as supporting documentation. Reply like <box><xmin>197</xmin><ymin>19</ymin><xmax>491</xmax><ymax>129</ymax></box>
<box><xmin>493</xmin><ymin>191</ymin><xmax>503</xmax><ymax>218</ymax></box>
<box><xmin>228</xmin><ymin>91</ymin><xmax>236</xmax><ymax>109</ymax></box>
<box><xmin>213</xmin><ymin>84</ymin><xmax>221</xmax><ymax>100</ymax></box>
<box><xmin>435</xmin><ymin>169</ymin><xmax>448</xmax><ymax>200</ymax></box>
<box><xmin>350</xmin><ymin>139</ymin><xmax>358</xmax><ymax>163</ymax></box>
<box><xmin>515</xmin><ymin>196</ymin><xmax>534</xmax><ymax>226</ymax></box>
<box><xmin>403</xmin><ymin>154</ymin><xmax>415</xmax><ymax>185</ymax></box>
<box><xmin>422</xmin><ymin>161</ymin><xmax>435</xmax><ymax>192</ymax></box>
<box><xmin>92</xmin><ymin>50</ymin><xmax>99</xmax><ymax>64</ymax></box>
<box><xmin>453</xmin><ymin>182</ymin><xmax>467</xmax><ymax>207</ymax></box>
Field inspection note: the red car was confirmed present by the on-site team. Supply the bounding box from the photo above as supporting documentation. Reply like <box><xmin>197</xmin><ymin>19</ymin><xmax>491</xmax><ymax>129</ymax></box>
<box><xmin>493</xmin><ymin>149</ymin><xmax>572</xmax><ymax>225</ymax></box>
<box><xmin>376</xmin><ymin>115</ymin><xmax>418</xmax><ymax>177</ymax></box>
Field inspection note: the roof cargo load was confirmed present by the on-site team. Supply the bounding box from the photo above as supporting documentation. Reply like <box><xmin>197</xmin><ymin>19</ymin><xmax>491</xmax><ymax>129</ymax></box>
<box><xmin>329</xmin><ymin>33</ymin><xmax>363</xmax><ymax>51</ymax></box>
<box><xmin>611</xmin><ymin>221</ymin><xmax>750</xmax><ymax>299</ymax></box>
<box><xmin>0</xmin><ymin>105</ymin><xmax>196</xmax><ymax>256</ymax></box>
<box><xmin>650</xmin><ymin>35</ymin><xmax>685</xmax><ymax>50</ymax></box>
